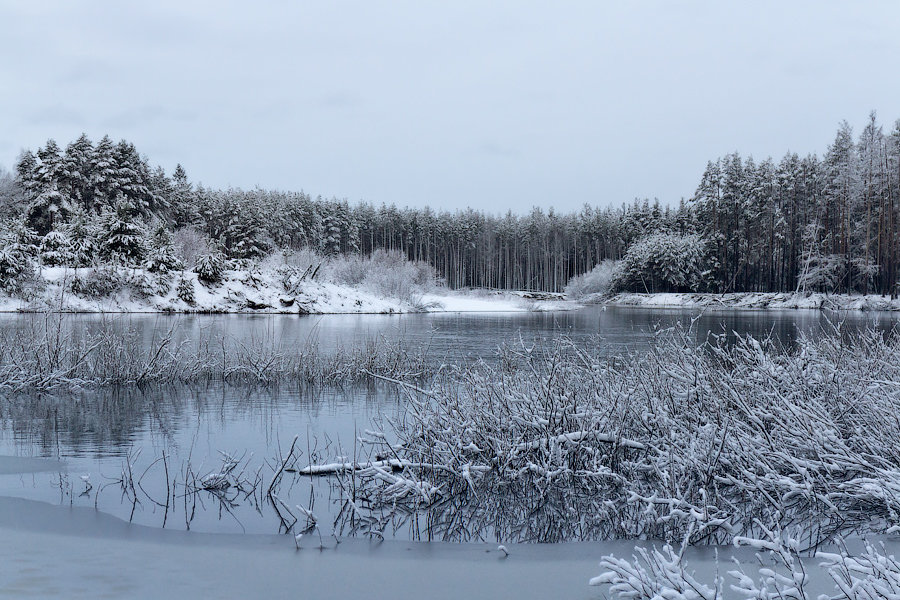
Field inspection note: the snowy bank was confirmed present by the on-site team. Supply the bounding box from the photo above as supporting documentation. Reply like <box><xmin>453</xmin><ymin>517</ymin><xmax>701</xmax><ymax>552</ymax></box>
<box><xmin>603</xmin><ymin>291</ymin><xmax>900</xmax><ymax>311</ymax></box>
<box><xmin>0</xmin><ymin>267</ymin><xmax>575</xmax><ymax>314</ymax></box>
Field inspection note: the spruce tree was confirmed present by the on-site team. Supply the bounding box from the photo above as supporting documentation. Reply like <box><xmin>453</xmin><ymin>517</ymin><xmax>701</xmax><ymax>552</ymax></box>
<box><xmin>96</xmin><ymin>196</ymin><xmax>146</xmax><ymax>264</ymax></box>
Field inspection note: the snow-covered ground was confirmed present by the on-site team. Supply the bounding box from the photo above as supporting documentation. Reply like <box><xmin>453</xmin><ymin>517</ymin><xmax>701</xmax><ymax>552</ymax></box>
<box><xmin>0</xmin><ymin>267</ymin><xmax>577</xmax><ymax>314</ymax></box>
<box><xmin>603</xmin><ymin>291</ymin><xmax>900</xmax><ymax>311</ymax></box>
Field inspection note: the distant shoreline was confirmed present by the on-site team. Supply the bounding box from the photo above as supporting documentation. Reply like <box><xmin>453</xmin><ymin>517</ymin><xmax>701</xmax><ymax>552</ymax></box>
<box><xmin>0</xmin><ymin>267</ymin><xmax>576</xmax><ymax>315</ymax></box>
<box><xmin>602</xmin><ymin>291</ymin><xmax>900</xmax><ymax>312</ymax></box>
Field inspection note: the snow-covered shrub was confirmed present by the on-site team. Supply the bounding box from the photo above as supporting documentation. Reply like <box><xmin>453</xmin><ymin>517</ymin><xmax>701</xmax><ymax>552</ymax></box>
<box><xmin>71</xmin><ymin>267</ymin><xmax>124</xmax><ymax>298</ymax></box>
<box><xmin>818</xmin><ymin>541</ymin><xmax>900</xmax><ymax>599</ymax></box>
<box><xmin>330</xmin><ymin>249</ymin><xmax>437</xmax><ymax>302</ymax></box>
<box><xmin>194</xmin><ymin>251</ymin><xmax>226</xmax><ymax>285</ymax></box>
<box><xmin>122</xmin><ymin>270</ymin><xmax>155</xmax><ymax>299</ymax></box>
<box><xmin>273</xmin><ymin>249</ymin><xmax>323</xmax><ymax>294</ymax></box>
<box><xmin>314</xmin><ymin>324</ymin><xmax>900</xmax><ymax>545</ymax></box>
<box><xmin>68</xmin><ymin>267</ymin><xmax>153</xmax><ymax>300</ymax></box>
<box><xmin>591</xmin><ymin>540</ymin><xmax>720</xmax><ymax>600</ymax></box>
<box><xmin>564</xmin><ymin>260</ymin><xmax>619</xmax><ymax>299</ymax></box>
<box><xmin>176</xmin><ymin>275</ymin><xmax>196</xmax><ymax>305</ymax></box>
<box><xmin>39</xmin><ymin>230</ymin><xmax>74</xmax><ymax>266</ymax></box>
<box><xmin>611</xmin><ymin>232</ymin><xmax>713</xmax><ymax>293</ymax></box>
<box><xmin>592</xmin><ymin>529</ymin><xmax>900</xmax><ymax>600</ymax></box>
<box><xmin>328</xmin><ymin>253</ymin><xmax>368</xmax><ymax>287</ymax></box>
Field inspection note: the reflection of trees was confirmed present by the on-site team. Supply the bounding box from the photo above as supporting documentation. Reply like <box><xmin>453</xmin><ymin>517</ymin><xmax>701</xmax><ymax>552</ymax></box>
<box><xmin>0</xmin><ymin>382</ymin><xmax>392</xmax><ymax>458</ymax></box>
<box><xmin>0</xmin><ymin>387</ymin><xmax>183</xmax><ymax>455</ymax></box>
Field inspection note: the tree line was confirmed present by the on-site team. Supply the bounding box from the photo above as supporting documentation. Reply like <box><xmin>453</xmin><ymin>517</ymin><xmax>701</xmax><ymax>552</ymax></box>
<box><xmin>2</xmin><ymin>112</ymin><xmax>899</xmax><ymax>295</ymax></box>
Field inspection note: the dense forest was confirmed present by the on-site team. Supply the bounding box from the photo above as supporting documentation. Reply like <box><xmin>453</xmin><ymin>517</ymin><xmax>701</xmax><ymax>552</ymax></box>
<box><xmin>1</xmin><ymin>112</ymin><xmax>899</xmax><ymax>296</ymax></box>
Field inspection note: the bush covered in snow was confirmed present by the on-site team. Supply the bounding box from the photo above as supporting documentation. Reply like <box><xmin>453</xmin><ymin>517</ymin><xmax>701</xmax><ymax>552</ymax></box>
<box><xmin>194</xmin><ymin>251</ymin><xmax>226</xmax><ymax>285</ymax></box>
<box><xmin>70</xmin><ymin>267</ymin><xmax>155</xmax><ymax>300</ymax></box>
<box><xmin>610</xmin><ymin>233</ymin><xmax>713</xmax><ymax>293</ymax></box>
<box><xmin>564</xmin><ymin>259</ymin><xmax>619</xmax><ymax>299</ymax></box>
<box><xmin>312</xmin><ymin>323</ymin><xmax>900</xmax><ymax>545</ymax></box>
<box><xmin>38</xmin><ymin>230</ymin><xmax>73</xmax><ymax>267</ymax></box>
<box><xmin>171</xmin><ymin>226</ymin><xmax>212</xmax><ymax>270</ymax></box>
<box><xmin>329</xmin><ymin>249</ymin><xmax>438</xmax><ymax>302</ymax></box>
<box><xmin>592</xmin><ymin>528</ymin><xmax>900</xmax><ymax>600</ymax></box>
<box><xmin>176</xmin><ymin>275</ymin><xmax>196</xmax><ymax>305</ymax></box>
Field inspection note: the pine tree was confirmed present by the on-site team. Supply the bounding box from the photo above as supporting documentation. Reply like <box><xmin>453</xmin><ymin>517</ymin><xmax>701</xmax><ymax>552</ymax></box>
<box><xmin>26</xmin><ymin>182</ymin><xmax>71</xmax><ymax>235</ymax></box>
<box><xmin>64</xmin><ymin>206</ymin><xmax>97</xmax><ymax>267</ymax></box>
<box><xmin>96</xmin><ymin>196</ymin><xmax>147</xmax><ymax>264</ymax></box>
<box><xmin>0</xmin><ymin>219</ymin><xmax>38</xmax><ymax>291</ymax></box>
<box><xmin>15</xmin><ymin>150</ymin><xmax>40</xmax><ymax>202</ymax></box>
<box><xmin>39</xmin><ymin>229</ymin><xmax>74</xmax><ymax>267</ymax></box>
<box><xmin>145</xmin><ymin>222</ymin><xmax>183</xmax><ymax>273</ymax></box>
<box><xmin>63</xmin><ymin>133</ymin><xmax>95</xmax><ymax>210</ymax></box>
<box><xmin>90</xmin><ymin>135</ymin><xmax>118</xmax><ymax>208</ymax></box>
<box><xmin>170</xmin><ymin>164</ymin><xmax>197</xmax><ymax>227</ymax></box>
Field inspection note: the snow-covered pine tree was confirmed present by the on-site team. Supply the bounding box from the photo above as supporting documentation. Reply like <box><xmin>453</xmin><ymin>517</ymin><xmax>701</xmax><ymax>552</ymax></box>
<box><xmin>0</xmin><ymin>219</ymin><xmax>39</xmax><ymax>291</ymax></box>
<box><xmin>64</xmin><ymin>205</ymin><xmax>97</xmax><ymax>267</ymax></box>
<box><xmin>145</xmin><ymin>222</ymin><xmax>183</xmax><ymax>273</ymax></box>
<box><xmin>822</xmin><ymin>121</ymin><xmax>860</xmax><ymax>293</ymax></box>
<box><xmin>14</xmin><ymin>150</ymin><xmax>41</xmax><ymax>204</ymax></box>
<box><xmin>62</xmin><ymin>133</ymin><xmax>95</xmax><ymax>210</ymax></box>
<box><xmin>34</xmin><ymin>139</ymin><xmax>65</xmax><ymax>191</ymax></box>
<box><xmin>26</xmin><ymin>182</ymin><xmax>71</xmax><ymax>235</ymax></box>
<box><xmin>610</xmin><ymin>232</ymin><xmax>712</xmax><ymax>293</ymax></box>
<box><xmin>856</xmin><ymin>111</ymin><xmax>887</xmax><ymax>294</ymax></box>
<box><xmin>90</xmin><ymin>135</ymin><xmax>118</xmax><ymax>209</ymax></box>
<box><xmin>110</xmin><ymin>140</ymin><xmax>156</xmax><ymax>215</ymax></box>
<box><xmin>169</xmin><ymin>164</ymin><xmax>197</xmax><ymax>228</ymax></box>
<box><xmin>39</xmin><ymin>229</ymin><xmax>74</xmax><ymax>267</ymax></box>
<box><xmin>194</xmin><ymin>249</ymin><xmax>225</xmax><ymax>285</ymax></box>
<box><xmin>96</xmin><ymin>196</ymin><xmax>147</xmax><ymax>264</ymax></box>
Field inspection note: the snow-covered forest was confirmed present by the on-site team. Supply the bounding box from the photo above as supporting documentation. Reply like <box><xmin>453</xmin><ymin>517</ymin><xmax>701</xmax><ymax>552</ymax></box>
<box><xmin>1</xmin><ymin>112</ymin><xmax>900</xmax><ymax>300</ymax></box>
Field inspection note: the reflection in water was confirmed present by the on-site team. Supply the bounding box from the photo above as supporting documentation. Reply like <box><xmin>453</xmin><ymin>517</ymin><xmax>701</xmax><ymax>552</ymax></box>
<box><xmin>0</xmin><ymin>307</ymin><xmax>897</xmax><ymax>537</ymax></box>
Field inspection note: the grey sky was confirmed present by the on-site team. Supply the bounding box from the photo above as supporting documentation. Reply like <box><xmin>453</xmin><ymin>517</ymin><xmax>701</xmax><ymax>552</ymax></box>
<box><xmin>2</xmin><ymin>1</ymin><xmax>899</xmax><ymax>212</ymax></box>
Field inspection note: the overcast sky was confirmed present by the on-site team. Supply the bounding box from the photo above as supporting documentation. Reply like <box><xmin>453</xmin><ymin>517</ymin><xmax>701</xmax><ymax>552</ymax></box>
<box><xmin>2</xmin><ymin>1</ymin><xmax>900</xmax><ymax>212</ymax></box>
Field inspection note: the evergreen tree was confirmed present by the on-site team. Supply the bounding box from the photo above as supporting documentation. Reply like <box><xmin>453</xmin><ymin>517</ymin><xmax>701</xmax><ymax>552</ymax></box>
<box><xmin>169</xmin><ymin>164</ymin><xmax>197</xmax><ymax>227</ymax></box>
<box><xmin>145</xmin><ymin>222</ymin><xmax>183</xmax><ymax>273</ymax></box>
<box><xmin>62</xmin><ymin>133</ymin><xmax>95</xmax><ymax>209</ymax></box>
<box><xmin>26</xmin><ymin>182</ymin><xmax>71</xmax><ymax>235</ymax></box>
<box><xmin>39</xmin><ymin>229</ymin><xmax>74</xmax><ymax>266</ymax></box>
<box><xmin>96</xmin><ymin>196</ymin><xmax>147</xmax><ymax>263</ymax></box>
<box><xmin>64</xmin><ymin>206</ymin><xmax>97</xmax><ymax>267</ymax></box>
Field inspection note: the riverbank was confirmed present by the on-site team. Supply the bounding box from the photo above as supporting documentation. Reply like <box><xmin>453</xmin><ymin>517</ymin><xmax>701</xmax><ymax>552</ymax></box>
<box><xmin>0</xmin><ymin>267</ymin><xmax>575</xmax><ymax>314</ymax></box>
<box><xmin>602</xmin><ymin>291</ymin><xmax>900</xmax><ymax>311</ymax></box>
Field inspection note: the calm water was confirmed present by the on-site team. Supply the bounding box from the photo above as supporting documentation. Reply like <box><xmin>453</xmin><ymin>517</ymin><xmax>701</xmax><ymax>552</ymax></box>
<box><xmin>0</xmin><ymin>306</ymin><xmax>897</xmax><ymax>537</ymax></box>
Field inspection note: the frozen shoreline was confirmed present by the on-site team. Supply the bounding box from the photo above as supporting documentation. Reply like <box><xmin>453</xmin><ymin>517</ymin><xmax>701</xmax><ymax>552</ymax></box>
<box><xmin>603</xmin><ymin>291</ymin><xmax>900</xmax><ymax>311</ymax></box>
<box><xmin>0</xmin><ymin>267</ymin><xmax>576</xmax><ymax>315</ymax></box>
<box><xmin>0</xmin><ymin>490</ymin><xmax>606</xmax><ymax>600</ymax></box>
<box><xmin>0</xmin><ymin>491</ymin><xmax>831</xmax><ymax>600</ymax></box>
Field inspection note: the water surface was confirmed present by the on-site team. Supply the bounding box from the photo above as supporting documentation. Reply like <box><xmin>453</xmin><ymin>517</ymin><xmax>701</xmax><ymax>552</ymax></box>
<box><xmin>0</xmin><ymin>306</ymin><xmax>896</xmax><ymax>537</ymax></box>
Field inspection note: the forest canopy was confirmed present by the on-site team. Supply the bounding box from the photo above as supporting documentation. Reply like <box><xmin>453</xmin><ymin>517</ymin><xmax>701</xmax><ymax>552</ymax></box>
<box><xmin>3</xmin><ymin>112</ymin><xmax>900</xmax><ymax>296</ymax></box>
